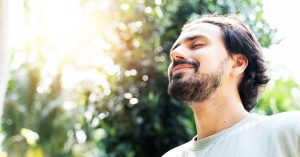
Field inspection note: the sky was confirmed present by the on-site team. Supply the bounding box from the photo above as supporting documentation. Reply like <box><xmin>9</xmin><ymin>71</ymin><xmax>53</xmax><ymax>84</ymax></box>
<box><xmin>262</xmin><ymin>0</ymin><xmax>300</xmax><ymax>82</ymax></box>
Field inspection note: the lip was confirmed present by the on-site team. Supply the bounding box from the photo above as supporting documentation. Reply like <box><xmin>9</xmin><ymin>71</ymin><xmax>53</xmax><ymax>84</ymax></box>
<box><xmin>171</xmin><ymin>64</ymin><xmax>195</xmax><ymax>75</ymax></box>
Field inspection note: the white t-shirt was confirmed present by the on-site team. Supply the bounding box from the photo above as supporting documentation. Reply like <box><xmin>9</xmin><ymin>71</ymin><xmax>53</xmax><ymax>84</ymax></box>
<box><xmin>163</xmin><ymin>112</ymin><xmax>300</xmax><ymax>157</ymax></box>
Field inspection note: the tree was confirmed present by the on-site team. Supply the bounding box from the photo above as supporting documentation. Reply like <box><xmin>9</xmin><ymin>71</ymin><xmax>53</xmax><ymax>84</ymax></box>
<box><xmin>97</xmin><ymin>0</ymin><xmax>275</xmax><ymax>156</ymax></box>
<box><xmin>1</xmin><ymin>0</ymin><xmax>280</xmax><ymax>157</ymax></box>
<box><xmin>256</xmin><ymin>78</ymin><xmax>300</xmax><ymax>115</ymax></box>
<box><xmin>0</xmin><ymin>0</ymin><xmax>9</xmax><ymax>120</ymax></box>
<box><xmin>0</xmin><ymin>0</ymin><xmax>9</xmax><ymax>153</ymax></box>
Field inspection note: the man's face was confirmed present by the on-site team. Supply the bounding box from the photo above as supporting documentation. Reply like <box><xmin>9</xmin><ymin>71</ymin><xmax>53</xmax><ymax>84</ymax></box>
<box><xmin>168</xmin><ymin>22</ymin><xmax>230</xmax><ymax>104</ymax></box>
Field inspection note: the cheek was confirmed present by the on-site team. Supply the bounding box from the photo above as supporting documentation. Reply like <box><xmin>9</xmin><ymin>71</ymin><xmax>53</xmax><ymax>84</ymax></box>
<box><xmin>194</xmin><ymin>53</ymin><xmax>226</xmax><ymax>72</ymax></box>
<box><xmin>194</xmin><ymin>58</ymin><xmax>217</xmax><ymax>74</ymax></box>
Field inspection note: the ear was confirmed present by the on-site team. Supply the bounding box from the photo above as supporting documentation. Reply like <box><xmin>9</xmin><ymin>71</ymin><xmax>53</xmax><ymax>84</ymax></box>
<box><xmin>230</xmin><ymin>54</ymin><xmax>248</xmax><ymax>77</ymax></box>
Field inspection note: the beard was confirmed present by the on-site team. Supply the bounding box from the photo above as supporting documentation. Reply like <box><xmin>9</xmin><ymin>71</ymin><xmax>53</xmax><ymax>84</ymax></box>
<box><xmin>168</xmin><ymin>59</ymin><xmax>226</xmax><ymax>104</ymax></box>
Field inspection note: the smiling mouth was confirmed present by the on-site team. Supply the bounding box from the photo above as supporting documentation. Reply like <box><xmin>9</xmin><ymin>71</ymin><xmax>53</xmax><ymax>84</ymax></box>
<box><xmin>171</xmin><ymin>64</ymin><xmax>195</xmax><ymax>76</ymax></box>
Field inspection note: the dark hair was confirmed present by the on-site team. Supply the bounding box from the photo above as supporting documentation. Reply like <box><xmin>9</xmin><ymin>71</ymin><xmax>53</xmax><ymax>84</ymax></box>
<box><xmin>182</xmin><ymin>14</ymin><xmax>270</xmax><ymax>111</ymax></box>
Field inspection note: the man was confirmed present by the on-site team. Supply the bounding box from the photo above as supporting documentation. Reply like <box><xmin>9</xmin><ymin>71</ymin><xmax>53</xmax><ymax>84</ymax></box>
<box><xmin>163</xmin><ymin>14</ymin><xmax>300</xmax><ymax>157</ymax></box>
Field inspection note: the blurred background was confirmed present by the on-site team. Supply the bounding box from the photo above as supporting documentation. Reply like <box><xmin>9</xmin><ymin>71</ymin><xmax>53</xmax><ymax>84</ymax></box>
<box><xmin>1</xmin><ymin>0</ymin><xmax>300</xmax><ymax>157</ymax></box>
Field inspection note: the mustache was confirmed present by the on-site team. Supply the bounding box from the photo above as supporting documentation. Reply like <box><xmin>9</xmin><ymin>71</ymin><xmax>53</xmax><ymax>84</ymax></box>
<box><xmin>170</xmin><ymin>60</ymin><xmax>200</xmax><ymax>77</ymax></box>
<box><xmin>172</xmin><ymin>60</ymin><xmax>200</xmax><ymax>70</ymax></box>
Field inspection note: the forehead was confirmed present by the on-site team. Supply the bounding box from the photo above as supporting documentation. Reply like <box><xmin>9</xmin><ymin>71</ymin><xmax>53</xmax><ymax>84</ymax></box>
<box><xmin>182</xmin><ymin>22</ymin><xmax>222</xmax><ymax>38</ymax></box>
<box><xmin>171</xmin><ymin>23</ymin><xmax>223</xmax><ymax>51</ymax></box>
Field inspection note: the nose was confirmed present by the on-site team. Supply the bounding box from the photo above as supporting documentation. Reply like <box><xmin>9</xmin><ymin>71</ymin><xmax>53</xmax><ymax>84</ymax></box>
<box><xmin>170</xmin><ymin>45</ymin><xmax>188</xmax><ymax>62</ymax></box>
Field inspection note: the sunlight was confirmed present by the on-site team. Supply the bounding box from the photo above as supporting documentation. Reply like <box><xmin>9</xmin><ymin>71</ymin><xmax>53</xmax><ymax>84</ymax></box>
<box><xmin>10</xmin><ymin>0</ymin><xmax>120</xmax><ymax>96</ymax></box>
<box><xmin>4</xmin><ymin>0</ymin><xmax>300</xmax><ymax>156</ymax></box>
<box><xmin>20</xmin><ymin>128</ymin><xmax>39</xmax><ymax>146</ymax></box>
<box><xmin>262</xmin><ymin>0</ymin><xmax>300</xmax><ymax>82</ymax></box>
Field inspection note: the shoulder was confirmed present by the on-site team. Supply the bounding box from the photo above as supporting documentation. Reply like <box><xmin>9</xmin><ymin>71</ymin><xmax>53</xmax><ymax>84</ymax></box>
<box><xmin>256</xmin><ymin>111</ymin><xmax>300</xmax><ymax>135</ymax></box>
<box><xmin>162</xmin><ymin>141</ymin><xmax>191</xmax><ymax>157</ymax></box>
<box><xmin>263</xmin><ymin>111</ymin><xmax>300</xmax><ymax>125</ymax></box>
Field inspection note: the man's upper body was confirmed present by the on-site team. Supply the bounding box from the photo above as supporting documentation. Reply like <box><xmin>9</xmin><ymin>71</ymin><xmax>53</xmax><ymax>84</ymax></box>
<box><xmin>164</xmin><ymin>14</ymin><xmax>300</xmax><ymax>157</ymax></box>
<box><xmin>163</xmin><ymin>112</ymin><xmax>300</xmax><ymax>157</ymax></box>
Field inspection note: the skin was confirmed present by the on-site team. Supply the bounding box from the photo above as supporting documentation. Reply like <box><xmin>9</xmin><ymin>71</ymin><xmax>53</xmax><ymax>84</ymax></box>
<box><xmin>168</xmin><ymin>23</ymin><xmax>249</xmax><ymax>140</ymax></box>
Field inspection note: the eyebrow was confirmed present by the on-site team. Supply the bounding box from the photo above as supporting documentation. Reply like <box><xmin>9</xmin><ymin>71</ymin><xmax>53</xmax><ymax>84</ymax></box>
<box><xmin>170</xmin><ymin>35</ymin><xmax>207</xmax><ymax>52</ymax></box>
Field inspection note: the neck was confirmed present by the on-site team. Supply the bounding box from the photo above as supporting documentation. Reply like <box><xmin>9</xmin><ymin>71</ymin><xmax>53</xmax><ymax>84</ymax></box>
<box><xmin>190</xmin><ymin>91</ymin><xmax>249</xmax><ymax>140</ymax></box>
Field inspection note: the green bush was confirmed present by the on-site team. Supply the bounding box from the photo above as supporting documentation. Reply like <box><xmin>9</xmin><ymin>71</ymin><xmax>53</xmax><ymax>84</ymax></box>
<box><xmin>1</xmin><ymin>0</ymin><xmax>279</xmax><ymax>157</ymax></box>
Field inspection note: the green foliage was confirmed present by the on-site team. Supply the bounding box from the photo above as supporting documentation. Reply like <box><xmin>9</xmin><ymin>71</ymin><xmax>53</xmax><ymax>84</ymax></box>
<box><xmin>255</xmin><ymin>78</ymin><xmax>300</xmax><ymax>115</ymax></box>
<box><xmin>1</xmin><ymin>0</ymin><xmax>286</xmax><ymax>157</ymax></box>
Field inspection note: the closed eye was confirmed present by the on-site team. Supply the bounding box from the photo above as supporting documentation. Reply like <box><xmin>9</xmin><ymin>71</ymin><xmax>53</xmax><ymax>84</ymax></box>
<box><xmin>191</xmin><ymin>43</ymin><xmax>206</xmax><ymax>49</ymax></box>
